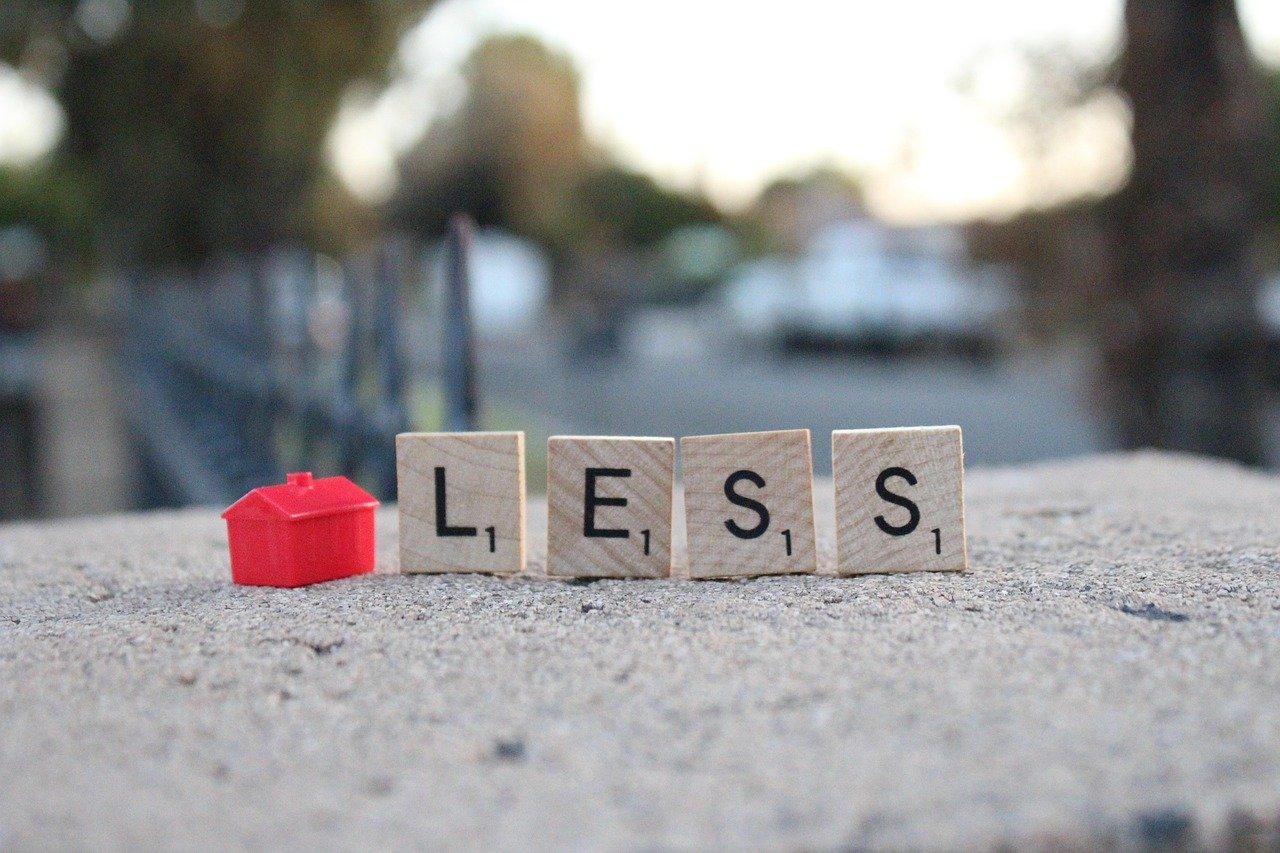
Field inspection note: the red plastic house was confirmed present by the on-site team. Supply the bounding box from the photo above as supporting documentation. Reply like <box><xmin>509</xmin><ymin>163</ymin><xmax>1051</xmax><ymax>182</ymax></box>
<box><xmin>222</xmin><ymin>472</ymin><xmax>378</xmax><ymax>587</ymax></box>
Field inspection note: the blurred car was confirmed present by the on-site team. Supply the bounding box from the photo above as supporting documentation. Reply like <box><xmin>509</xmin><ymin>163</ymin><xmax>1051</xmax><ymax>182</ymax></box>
<box><xmin>719</xmin><ymin>219</ymin><xmax>1015</xmax><ymax>358</ymax></box>
<box><xmin>720</xmin><ymin>257</ymin><xmax>796</xmax><ymax>343</ymax></box>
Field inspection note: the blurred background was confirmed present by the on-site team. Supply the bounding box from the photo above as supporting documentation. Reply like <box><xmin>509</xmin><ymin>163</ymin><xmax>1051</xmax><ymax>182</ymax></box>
<box><xmin>1</xmin><ymin>0</ymin><xmax>1279</xmax><ymax>519</ymax></box>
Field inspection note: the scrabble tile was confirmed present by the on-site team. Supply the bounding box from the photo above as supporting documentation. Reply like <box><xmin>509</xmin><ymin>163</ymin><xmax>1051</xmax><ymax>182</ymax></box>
<box><xmin>396</xmin><ymin>431</ymin><xmax>526</xmax><ymax>575</ymax></box>
<box><xmin>546</xmin><ymin>436</ymin><xmax>675</xmax><ymax>579</ymax></box>
<box><xmin>680</xmin><ymin>429</ymin><xmax>817</xmax><ymax>579</ymax></box>
<box><xmin>831</xmin><ymin>426</ymin><xmax>967</xmax><ymax>575</ymax></box>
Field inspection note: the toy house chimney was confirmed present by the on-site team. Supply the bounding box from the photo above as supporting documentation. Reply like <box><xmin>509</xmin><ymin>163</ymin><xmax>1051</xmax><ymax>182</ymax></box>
<box><xmin>287</xmin><ymin>471</ymin><xmax>314</xmax><ymax>488</ymax></box>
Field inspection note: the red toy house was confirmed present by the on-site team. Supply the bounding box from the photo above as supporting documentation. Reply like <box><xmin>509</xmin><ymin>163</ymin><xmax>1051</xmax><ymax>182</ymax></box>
<box><xmin>222</xmin><ymin>472</ymin><xmax>378</xmax><ymax>587</ymax></box>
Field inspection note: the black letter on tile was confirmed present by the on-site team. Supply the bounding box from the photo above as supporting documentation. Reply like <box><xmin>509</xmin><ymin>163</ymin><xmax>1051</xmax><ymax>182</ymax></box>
<box><xmin>874</xmin><ymin>466</ymin><xmax>920</xmax><ymax>536</ymax></box>
<box><xmin>585</xmin><ymin>467</ymin><xmax>631</xmax><ymax>538</ymax></box>
<box><xmin>435</xmin><ymin>466</ymin><xmax>478</xmax><ymax>537</ymax></box>
<box><xmin>724</xmin><ymin>469</ymin><xmax>769</xmax><ymax>539</ymax></box>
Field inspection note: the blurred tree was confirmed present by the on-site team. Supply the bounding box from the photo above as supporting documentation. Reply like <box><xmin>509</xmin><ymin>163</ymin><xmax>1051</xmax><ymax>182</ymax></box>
<box><xmin>394</xmin><ymin>34</ymin><xmax>722</xmax><ymax>270</ymax></box>
<box><xmin>575</xmin><ymin>166</ymin><xmax>719</xmax><ymax>249</ymax></box>
<box><xmin>395</xmin><ymin>34</ymin><xmax>588</xmax><ymax>256</ymax></box>
<box><xmin>956</xmin><ymin>46</ymin><xmax>1127</xmax><ymax>341</ymax></box>
<box><xmin>966</xmin><ymin>198</ymin><xmax>1111</xmax><ymax>339</ymax></box>
<box><xmin>1</xmin><ymin>0</ymin><xmax>430</xmax><ymax>267</ymax></box>
<box><xmin>0</xmin><ymin>164</ymin><xmax>93</xmax><ymax>250</ymax></box>
<box><xmin>1103</xmin><ymin>0</ymin><xmax>1274</xmax><ymax>463</ymax></box>
<box><xmin>0</xmin><ymin>163</ymin><xmax>95</xmax><ymax>324</ymax></box>
<box><xmin>747</xmin><ymin>168</ymin><xmax>865</xmax><ymax>254</ymax></box>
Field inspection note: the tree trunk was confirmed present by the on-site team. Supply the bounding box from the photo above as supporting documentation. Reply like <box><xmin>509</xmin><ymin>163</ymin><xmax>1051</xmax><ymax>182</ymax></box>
<box><xmin>1102</xmin><ymin>0</ymin><xmax>1272</xmax><ymax>464</ymax></box>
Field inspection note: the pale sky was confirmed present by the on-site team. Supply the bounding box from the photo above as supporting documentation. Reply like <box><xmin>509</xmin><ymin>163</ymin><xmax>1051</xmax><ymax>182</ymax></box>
<box><xmin>329</xmin><ymin>0</ymin><xmax>1280</xmax><ymax>222</ymax></box>
<box><xmin>3</xmin><ymin>0</ymin><xmax>1280</xmax><ymax>223</ymax></box>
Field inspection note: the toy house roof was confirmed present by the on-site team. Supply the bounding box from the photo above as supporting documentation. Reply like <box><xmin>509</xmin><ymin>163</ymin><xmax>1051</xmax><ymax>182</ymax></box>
<box><xmin>221</xmin><ymin>473</ymin><xmax>379</xmax><ymax>522</ymax></box>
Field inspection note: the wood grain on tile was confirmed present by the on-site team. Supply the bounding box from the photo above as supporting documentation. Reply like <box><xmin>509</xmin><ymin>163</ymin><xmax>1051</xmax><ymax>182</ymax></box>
<box><xmin>396</xmin><ymin>431</ymin><xmax>526</xmax><ymax>575</ymax></box>
<box><xmin>680</xmin><ymin>429</ymin><xmax>817</xmax><ymax>579</ymax></box>
<box><xmin>546</xmin><ymin>436</ymin><xmax>674</xmax><ymax>579</ymax></box>
<box><xmin>832</xmin><ymin>426</ymin><xmax>966</xmax><ymax>575</ymax></box>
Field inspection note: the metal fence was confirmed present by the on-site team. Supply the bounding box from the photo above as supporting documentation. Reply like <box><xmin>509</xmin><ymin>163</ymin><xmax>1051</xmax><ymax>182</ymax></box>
<box><xmin>118</xmin><ymin>217</ymin><xmax>479</xmax><ymax>508</ymax></box>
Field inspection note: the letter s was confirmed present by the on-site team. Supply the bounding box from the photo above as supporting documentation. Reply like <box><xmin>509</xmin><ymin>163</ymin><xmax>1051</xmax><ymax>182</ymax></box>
<box><xmin>874</xmin><ymin>466</ymin><xmax>920</xmax><ymax>536</ymax></box>
<box><xmin>724</xmin><ymin>469</ymin><xmax>770</xmax><ymax>539</ymax></box>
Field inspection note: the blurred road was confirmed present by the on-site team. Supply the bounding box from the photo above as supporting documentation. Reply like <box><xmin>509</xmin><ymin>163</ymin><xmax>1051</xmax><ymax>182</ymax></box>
<box><xmin>479</xmin><ymin>337</ymin><xmax>1107</xmax><ymax>473</ymax></box>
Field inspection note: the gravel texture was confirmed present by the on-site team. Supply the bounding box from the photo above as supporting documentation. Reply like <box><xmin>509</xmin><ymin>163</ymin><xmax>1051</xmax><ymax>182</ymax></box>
<box><xmin>2</xmin><ymin>452</ymin><xmax>1280</xmax><ymax>849</ymax></box>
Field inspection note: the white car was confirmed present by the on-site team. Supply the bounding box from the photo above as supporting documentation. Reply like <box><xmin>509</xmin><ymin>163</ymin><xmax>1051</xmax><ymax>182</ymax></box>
<box><xmin>721</xmin><ymin>220</ymin><xmax>1015</xmax><ymax>356</ymax></box>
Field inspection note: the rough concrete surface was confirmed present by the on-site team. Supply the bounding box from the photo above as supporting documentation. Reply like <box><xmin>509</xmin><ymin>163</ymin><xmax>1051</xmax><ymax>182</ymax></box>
<box><xmin>2</xmin><ymin>452</ymin><xmax>1280</xmax><ymax>849</ymax></box>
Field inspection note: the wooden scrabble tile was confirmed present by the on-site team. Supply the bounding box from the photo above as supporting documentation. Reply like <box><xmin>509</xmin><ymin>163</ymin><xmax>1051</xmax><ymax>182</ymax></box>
<box><xmin>680</xmin><ymin>429</ymin><xmax>817</xmax><ymax>579</ymax></box>
<box><xmin>546</xmin><ymin>436</ymin><xmax>675</xmax><ymax>579</ymax></box>
<box><xmin>396</xmin><ymin>431</ymin><xmax>526</xmax><ymax>575</ymax></box>
<box><xmin>832</xmin><ymin>426</ymin><xmax>967</xmax><ymax>575</ymax></box>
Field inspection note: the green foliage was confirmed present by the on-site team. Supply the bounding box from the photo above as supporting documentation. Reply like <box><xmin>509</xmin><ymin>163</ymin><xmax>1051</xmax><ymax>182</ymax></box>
<box><xmin>0</xmin><ymin>164</ymin><xmax>94</xmax><ymax>247</ymax></box>
<box><xmin>4</xmin><ymin>1</ymin><xmax>431</xmax><ymax>267</ymax></box>
<box><xmin>575</xmin><ymin>166</ymin><xmax>719</xmax><ymax>248</ymax></box>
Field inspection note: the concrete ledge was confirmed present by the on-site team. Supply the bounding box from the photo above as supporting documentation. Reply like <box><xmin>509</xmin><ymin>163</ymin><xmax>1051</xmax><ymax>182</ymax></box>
<box><xmin>2</xmin><ymin>452</ymin><xmax>1279</xmax><ymax>847</ymax></box>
